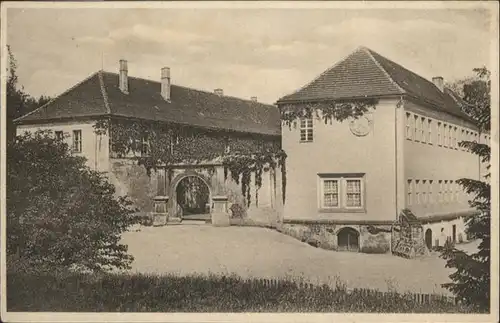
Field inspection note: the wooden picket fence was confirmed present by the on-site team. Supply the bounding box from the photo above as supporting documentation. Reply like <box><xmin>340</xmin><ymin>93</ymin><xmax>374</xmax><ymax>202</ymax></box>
<box><xmin>239</xmin><ymin>277</ymin><xmax>457</xmax><ymax>305</ymax></box>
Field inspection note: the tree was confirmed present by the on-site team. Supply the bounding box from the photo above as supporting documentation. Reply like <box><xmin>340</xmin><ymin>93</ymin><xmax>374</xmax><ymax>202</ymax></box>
<box><xmin>7</xmin><ymin>130</ymin><xmax>141</xmax><ymax>272</ymax></box>
<box><xmin>6</xmin><ymin>45</ymin><xmax>51</xmax><ymax>142</ymax></box>
<box><xmin>440</xmin><ymin>67</ymin><xmax>491</xmax><ymax>312</ymax></box>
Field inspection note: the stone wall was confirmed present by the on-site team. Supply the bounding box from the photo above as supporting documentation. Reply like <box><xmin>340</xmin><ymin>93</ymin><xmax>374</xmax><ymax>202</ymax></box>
<box><xmin>109</xmin><ymin>159</ymin><xmax>157</xmax><ymax>213</ymax></box>
<box><xmin>279</xmin><ymin>222</ymin><xmax>392</xmax><ymax>253</ymax></box>
<box><xmin>108</xmin><ymin>158</ymin><xmax>283</xmax><ymax>227</ymax></box>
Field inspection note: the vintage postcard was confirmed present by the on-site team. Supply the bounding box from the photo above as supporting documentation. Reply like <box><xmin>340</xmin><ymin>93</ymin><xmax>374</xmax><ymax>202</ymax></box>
<box><xmin>1</xmin><ymin>1</ymin><xmax>498</xmax><ymax>322</ymax></box>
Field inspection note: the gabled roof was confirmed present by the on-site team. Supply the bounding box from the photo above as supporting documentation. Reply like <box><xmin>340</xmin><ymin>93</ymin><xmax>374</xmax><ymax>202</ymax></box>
<box><xmin>16</xmin><ymin>71</ymin><xmax>281</xmax><ymax>136</ymax></box>
<box><xmin>277</xmin><ymin>46</ymin><xmax>474</xmax><ymax>123</ymax></box>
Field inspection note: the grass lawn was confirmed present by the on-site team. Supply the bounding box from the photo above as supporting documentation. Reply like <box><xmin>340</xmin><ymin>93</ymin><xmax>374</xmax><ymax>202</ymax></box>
<box><xmin>121</xmin><ymin>225</ymin><xmax>461</xmax><ymax>295</ymax></box>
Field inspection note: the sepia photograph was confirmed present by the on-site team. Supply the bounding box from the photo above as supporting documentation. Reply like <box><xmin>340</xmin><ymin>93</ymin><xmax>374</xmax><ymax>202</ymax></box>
<box><xmin>1</xmin><ymin>1</ymin><xmax>498</xmax><ymax>322</ymax></box>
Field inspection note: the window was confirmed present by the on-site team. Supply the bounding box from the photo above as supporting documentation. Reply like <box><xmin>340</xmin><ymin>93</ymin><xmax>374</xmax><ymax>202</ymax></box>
<box><xmin>421</xmin><ymin>117</ymin><xmax>426</xmax><ymax>143</ymax></box>
<box><xmin>322</xmin><ymin>180</ymin><xmax>339</xmax><ymax>208</ymax></box>
<box><xmin>461</xmin><ymin>129</ymin><xmax>465</xmax><ymax>150</ymax></box>
<box><xmin>427</xmin><ymin>119</ymin><xmax>432</xmax><ymax>144</ymax></box>
<box><xmin>55</xmin><ymin>131</ymin><xmax>64</xmax><ymax>141</ymax></box>
<box><xmin>319</xmin><ymin>175</ymin><xmax>364</xmax><ymax>210</ymax></box>
<box><xmin>455</xmin><ymin>180</ymin><xmax>460</xmax><ymax>201</ymax></box>
<box><xmin>72</xmin><ymin>130</ymin><xmax>82</xmax><ymax>153</ymax></box>
<box><xmin>437</xmin><ymin>122</ymin><xmax>442</xmax><ymax>146</ymax></box>
<box><xmin>443</xmin><ymin>124</ymin><xmax>448</xmax><ymax>147</ymax></box>
<box><xmin>300</xmin><ymin>117</ymin><xmax>313</xmax><ymax>142</ymax></box>
<box><xmin>407</xmin><ymin>179</ymin><xmax>413</xmax><ymax>206</ymax></box>
<box><xmin>414</xmin><ymin>115</ymin><xmax>419</xmax><ymax>141</ymax></box>
<box><xmin>422</xmin><ymin>180</ymin><xmax>427</xmax><ymax>204</ymax></box>
<box><xmin>406</xmin><ymin>113</ymin><xmax>412</xmax><ymax>140</ymax></box>
<box><xmin>438</xmin><ymin>180</ymin><xmax>443</xmax><ymax>202</ymax></box>
<box><xmin>345</xmin><ymin>179</ymin><xmax>362</xmax><ymax>207</ymax></box>
<box><xmin>448</xmin><ymin>125</ymin><xmax>453</xmax><ymax>149</ymax></box>
<box><xmin>443</xmin><ymin>180</ymin><xmax>449</xmax><ymax>202</ymax></box>
<box><xmin>453</xmin><ymin>127</ymin><xmax>458</xmax><ymax>149</ymax></box>
<box><xmin>415</xmin><ymin>180</ymin><xmax>420</xmax><ymax>204</ymax></box>
<box><xmin>429</xmin><ymin>180</ymin><xmax>434</xmax><ymax>204</ymax></box>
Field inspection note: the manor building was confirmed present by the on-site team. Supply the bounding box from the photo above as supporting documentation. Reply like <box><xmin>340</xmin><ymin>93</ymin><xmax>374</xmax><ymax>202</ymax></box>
<box><xmin>276</xmin><ymin>46</ymin><xmax>490</xmax><ymax>252</ymax></box>
<box><xmin>15</xmin><ymin>60</ymin><xmax>284</xmax><ymax>224</ymax></box>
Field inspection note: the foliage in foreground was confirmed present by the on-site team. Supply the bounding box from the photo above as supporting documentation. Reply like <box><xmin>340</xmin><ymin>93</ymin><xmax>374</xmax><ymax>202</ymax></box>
<box><xmin>440</xmin><ymin>67</ymin><xmax>491</xmax><ymax>312</ymax></box>
<box><xmin>7</xmin><ymin>131</ymin><xmax>141</xmax><ymax>272</ymax></box>
<box><xmin>7</xmin><ymin>269</ymin><xmax>473</xmax><ymax>313</ymax></box>
<box><xmin>6</xmin><ymin>45</ymin><xmax>51</xmax><ymax>142</ymax></box>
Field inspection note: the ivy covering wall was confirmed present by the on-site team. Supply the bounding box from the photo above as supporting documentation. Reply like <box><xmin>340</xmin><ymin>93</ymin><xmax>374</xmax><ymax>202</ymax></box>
<box><xmin>280</xmin><ymin>99</ymin><xmax>379</xmax><ymax>128</ymax></box>
<box><xmin>94</xmin><ymin>118</ymin><xmax>286</xmax><ymax>207</ymax></box>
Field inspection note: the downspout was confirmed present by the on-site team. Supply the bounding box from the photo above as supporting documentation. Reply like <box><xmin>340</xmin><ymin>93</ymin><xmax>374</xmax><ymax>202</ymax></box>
<box><xmin>395</xmin><ymin>96</ymin><xmax>404</xmax><ymax>220</ymax></box>
<box><xmin>95</xmin><ymin>131</ymin><xmax>98</xmax><ymax>170</ymax></box>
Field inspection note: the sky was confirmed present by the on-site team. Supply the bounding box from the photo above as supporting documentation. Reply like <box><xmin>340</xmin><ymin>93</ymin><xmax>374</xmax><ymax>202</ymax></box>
<box><xmin>6</xmin><ymin>6</ymin><xmax>495</xmax><ymax>104</ymax></box>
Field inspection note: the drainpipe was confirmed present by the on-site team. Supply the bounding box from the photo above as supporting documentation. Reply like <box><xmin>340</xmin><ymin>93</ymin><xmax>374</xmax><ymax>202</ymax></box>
<box><xmin>395</xmin><ymin>97</ymin><xmax>405</xmax><ymax>219</ymax></box>
<box><xmin>396</xmin><ymin>97</ymin><xmax>408</xmax><ymax>213</ymax></box>
<box><xmin>95</xmin><ymin>132</ymin><xmax>98</xmax><ymax>170</ymax></box>
<box><xmin>395</xmin><ymin>102</ymin><xmax>399</xmax><ymax>221</ymax></box>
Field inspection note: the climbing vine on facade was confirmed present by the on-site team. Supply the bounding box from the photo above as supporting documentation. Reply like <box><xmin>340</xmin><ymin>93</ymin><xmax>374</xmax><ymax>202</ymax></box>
<box><xmin>93</xmin><ymin>118</ymin><xmax>286</xmax><ymax>207</ymax></box>
<box><xmin>280</xmin><ymin>98</ymin><xmax>379</xmax><ymax>128</ymax></box>
<box><xmin>222</xmin><ymin>151</ymin><xmax>286</xmax><ymax>207</ymax></box>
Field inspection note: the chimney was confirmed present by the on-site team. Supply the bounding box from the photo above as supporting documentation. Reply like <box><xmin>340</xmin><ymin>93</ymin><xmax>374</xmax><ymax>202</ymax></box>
<box><xmin>161</xmin><ymin>67</ymin><xmax>171</xmax><ymax>101</ymax></box>
<box><xmin>251</xmin><ymin>96</ymin><xmax>258</xmax><ymax>102</ymax></box>
<box><xmin>432</xmin><ymin>76</ymin><xmax>444</xmax><ymax>92</ymax></box>
<box><xmin>214</xmin><ymin>88</ymin><xmax>224</xmax><ymax>97</ymax></box>
<box><xmin>119</xmin><ymin>59</ymin><xmax>128</xmax><ymax>94</ymax></box>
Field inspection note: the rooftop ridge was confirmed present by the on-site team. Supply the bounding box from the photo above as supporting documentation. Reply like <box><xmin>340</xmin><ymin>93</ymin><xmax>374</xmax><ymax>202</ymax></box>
<box><xmin>98</xmin><ymin>70</ymin><xmax>111</xmax><ymax>114</ymax></box>
<box><xmin>365</xmin><ymin>47</ymin><xmax>443</xmax><ymax>94</ymax></box>
<box><xmin>100</xmin><ymin>71</ymin><xmax>276</xmax><ymax>108</ymax></box>
<box><xmin>277</xmin><ymin>46</ymin><xmax>364</xmax><ymax>103</ymax></box>
<box><xmin>362</xmin><ymin>47</ymin><xmax>406</xmax><ymax>94</ymax></box>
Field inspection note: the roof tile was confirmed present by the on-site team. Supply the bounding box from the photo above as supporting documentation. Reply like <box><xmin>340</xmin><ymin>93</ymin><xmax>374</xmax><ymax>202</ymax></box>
<box><xmin>17</xmin><ymin>71</ymin><xmax>281</xmax><ymax>136</ymax></box>
<box><xmin>277</xmin><ymin>46</ymin><xmax>474</xmax><ymax>123</ymax></box>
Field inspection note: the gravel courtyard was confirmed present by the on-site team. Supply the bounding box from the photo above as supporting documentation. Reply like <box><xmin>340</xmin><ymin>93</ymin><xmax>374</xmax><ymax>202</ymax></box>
<box><xmin>121</xmin><ymin>225</ymin><xmax>479</xmax><ymax>295</ymax></box>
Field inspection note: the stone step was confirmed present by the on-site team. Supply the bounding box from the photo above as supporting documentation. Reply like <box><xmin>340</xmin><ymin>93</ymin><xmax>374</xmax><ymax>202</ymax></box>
<box><xmin>179</xmin><ymin>220</ymin><xmax>211</xmax><ymax>225</ymax></box>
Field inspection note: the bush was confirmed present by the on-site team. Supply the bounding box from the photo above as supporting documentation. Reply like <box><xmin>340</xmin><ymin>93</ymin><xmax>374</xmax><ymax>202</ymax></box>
<box><xmin>6</xmin><ymin>270</ymin><xmax>473</xmax><ymax>313</ymax></box>
<box><xmin>229</xmin><ymin>203</ymin><xmax>246</xmax><ymax>218</ymax></box>
<box><xmin>440</xmin><ymin>67</ymin><xmax>491</xmax><ymax>312</ymax></box>
<box><xmin>7</xmin><ymin>131</ymin><xmax>141</xmax><ymax>272</ymax></box>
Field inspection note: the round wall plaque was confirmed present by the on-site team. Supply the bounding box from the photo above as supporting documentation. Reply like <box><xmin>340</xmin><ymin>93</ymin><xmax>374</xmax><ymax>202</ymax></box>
<box><xmin>349</xmin><ymin>115</ymin><xmax>373</xmax><ymax>137</ymax></box>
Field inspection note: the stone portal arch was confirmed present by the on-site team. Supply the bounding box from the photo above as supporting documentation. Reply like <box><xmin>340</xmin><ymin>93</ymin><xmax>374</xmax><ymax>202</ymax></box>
<box><xmin>168</xmin><ymin>170</ymin><xmax>213</xmax><ymax>219</ymax></box>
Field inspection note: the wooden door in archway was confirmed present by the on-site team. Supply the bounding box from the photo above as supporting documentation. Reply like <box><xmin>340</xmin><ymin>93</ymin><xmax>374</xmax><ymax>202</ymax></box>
<box><xmin>425</xmin><ymin>229</ymin><xmax>433</xmax><ymax>250</ymax></box>
<box><xmin>337</xmin><ymin>227</ymin><xmax>360</xmax><ymax>252</ymax></box>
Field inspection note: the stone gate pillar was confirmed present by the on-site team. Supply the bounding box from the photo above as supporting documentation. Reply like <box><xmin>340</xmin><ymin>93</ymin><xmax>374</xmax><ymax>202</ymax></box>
<box><xmin>211</xmin><ymin>195</ymin><xmax>230</xmax><ymax>227</ymax></box>
<box><xmin>152</xmin><ymin>196</ymin><xmax>169</xmax><ymax>226</ymax></box>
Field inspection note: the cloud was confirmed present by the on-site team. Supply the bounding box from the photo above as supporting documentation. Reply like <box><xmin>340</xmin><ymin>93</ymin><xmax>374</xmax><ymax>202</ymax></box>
<box><xmin>6</xmin><ymin>8</ymin><xmax>493</xmax><ymax>103</ymax></box>
<box><xmin>77</xmin><ymin>36</ymin><xmax>114</xmax><ymax>46</ymax></box>
<box><xmin>109</xmin><ymin>24</ymin><xmax>209</xmax><ymax>44</ymax></box>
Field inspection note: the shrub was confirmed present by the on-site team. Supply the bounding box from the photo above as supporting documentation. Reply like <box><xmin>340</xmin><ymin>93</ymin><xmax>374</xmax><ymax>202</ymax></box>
<box><xmin>440</xmin><ymin>67</ymin><xmax>491</xmax><ymax>312</ymax></box>
<box><xmin>7</xmin><ymin>270</ymin><xmax>473</xmax><ymax>313</ymax></box>
<box><xmin>7</xmin><ymin>131</ymin><xmax>141</xmax><ymax>272</ymax></box>
<box><xmin>229</xmin><ymin>203</ymin><xmax>246</xmax><ymax>218</ymax></box>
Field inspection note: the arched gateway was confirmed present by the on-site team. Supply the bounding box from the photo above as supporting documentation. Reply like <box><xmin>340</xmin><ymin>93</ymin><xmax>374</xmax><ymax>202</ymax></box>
<box><xmin>168</xmin><ymin>171</ymin><xmax>213</xmax><ymax>220</ymax></box>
